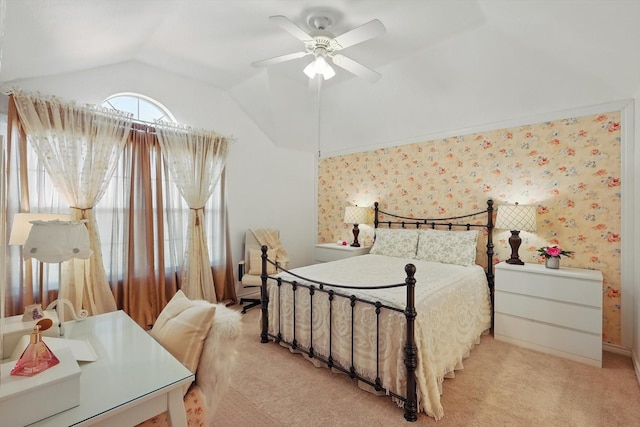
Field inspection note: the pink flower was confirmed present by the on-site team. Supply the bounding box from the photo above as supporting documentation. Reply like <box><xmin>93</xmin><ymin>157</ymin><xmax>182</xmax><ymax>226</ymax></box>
<box><xmin>545</xmin><ymin>246</ymin><xmax>562</xmax><ymax>257</ymax></box>
<box><xmin>538</xmin><ymin>245</ymin><xmax>573</xmax><ymax>259</ymax></box>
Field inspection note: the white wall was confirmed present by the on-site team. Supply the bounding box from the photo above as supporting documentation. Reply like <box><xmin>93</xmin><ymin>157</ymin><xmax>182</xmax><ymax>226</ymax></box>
<box><xmin>634</xmin><ymin>87</ymin><xmax>640</xmax><ymax>378</ymax></box>
<box><xmin>7</xmin><ymin>61</ymin><xmax>317</xmax><ymax>298</ymax></box>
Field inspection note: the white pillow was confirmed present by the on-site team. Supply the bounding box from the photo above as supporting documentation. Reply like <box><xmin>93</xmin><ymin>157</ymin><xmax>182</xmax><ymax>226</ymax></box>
<box><xmin>248</xmin><ymin>248</ymin><xmax>277</xmax><ymax>275</ymax></box>
<box><xmin>416</xmin><ymin>229</ymin><xmax>479</xmax><ymax>266</ymax></box>
<box><xmin>370</xmin><ymin>228</ymin><xmax>419</xmax><ymax>259</ymax></box>
<box><xmin>150</xmin><ymin>290</ymin><xmax>216</xmax><ymax>394</ymax></box>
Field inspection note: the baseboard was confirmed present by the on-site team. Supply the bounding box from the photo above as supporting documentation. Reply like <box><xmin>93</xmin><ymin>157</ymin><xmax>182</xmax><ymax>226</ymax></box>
<box><xmin>603</xmin><ymin>344</ymin><xmax>639</xmax><ymax>387</ymax></box>
<box><xmin>602</xmin><ymin>342</ymin><xmax>632</xmax><ymax>357</ymax></box>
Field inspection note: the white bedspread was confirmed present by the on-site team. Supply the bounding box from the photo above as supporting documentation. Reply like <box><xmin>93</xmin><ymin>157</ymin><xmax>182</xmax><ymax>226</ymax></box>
<box><xmin>266</xmin><ymin>254</ymin><xmax>492</xmax><ymax>420</ymax></box>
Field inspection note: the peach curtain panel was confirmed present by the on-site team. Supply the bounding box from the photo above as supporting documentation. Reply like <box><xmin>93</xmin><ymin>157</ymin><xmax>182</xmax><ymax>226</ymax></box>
<box><xmin>5</xmin><ymin>98</ymin><xmax>40</xmax><ymax>315</ymax></box>
<box><xmin>11</xmin><ymin>90</ymin><xmax>133</xmax><ymax>316</ymax></box>
<box><xmin>155</xmin><ymin>124</ymin><xmax>229</xmax><ymax>303</ymax></box>
<box><xmin>108</xmin><ymin>125</ymin><xmax>179</xmax><ymax>328</ymax></box>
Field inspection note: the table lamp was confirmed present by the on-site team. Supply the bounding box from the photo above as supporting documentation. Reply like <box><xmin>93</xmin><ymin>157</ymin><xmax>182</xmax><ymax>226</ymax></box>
<box><xmin>9</xmin><ymin>213</ymin><xmax>72</xmax><ymax>308</ymax></box>
<box><xmin>495</xmin><ymin>202</ymin><xmax>537</xmax><ymax>265</ymax></box>
<box><xmin>23</xmin><ymin>219</ymin><xmax>93</xmax><ymax>335</ymax></box>
<box><xmin>344</xmin><ymin>206</ymin><xmax>369</xmax><ymax>247</ymax></box>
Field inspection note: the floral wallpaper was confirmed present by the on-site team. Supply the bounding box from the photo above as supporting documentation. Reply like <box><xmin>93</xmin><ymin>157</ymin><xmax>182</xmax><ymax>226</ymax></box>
<box><xmin>318</xmin><ymin>112</ymin><xmax>622</xmax><ymax>344</ymax></box>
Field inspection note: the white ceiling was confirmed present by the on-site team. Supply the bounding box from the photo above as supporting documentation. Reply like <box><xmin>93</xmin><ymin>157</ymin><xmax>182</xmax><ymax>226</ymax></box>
<box><xmin>1</xmin><ymin>0</ymin><xmax>639</xmax><ymax>155</ymax></box>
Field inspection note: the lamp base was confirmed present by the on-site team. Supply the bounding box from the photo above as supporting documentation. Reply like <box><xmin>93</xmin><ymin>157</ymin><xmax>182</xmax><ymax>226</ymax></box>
<box><xmin>45</xmin><ymin>299</ymin><xmax>89</xmax><ymax>336</ymax></box>
<box><xmin>350</xmin><ymin>224</ymin><xmax>361</xmax><ymax>247</ymax></box>
<box><xmin>506</xmin><ymin>230</ymin><xmax>524</xmax><ymax>266</ymax></box>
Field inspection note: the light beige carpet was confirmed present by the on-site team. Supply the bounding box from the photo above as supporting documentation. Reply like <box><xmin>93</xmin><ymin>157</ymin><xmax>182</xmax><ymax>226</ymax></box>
<box><xmin>215</xmin><ymin>306</ymin><xmax>640</xmax><ymax>426</ymax></box>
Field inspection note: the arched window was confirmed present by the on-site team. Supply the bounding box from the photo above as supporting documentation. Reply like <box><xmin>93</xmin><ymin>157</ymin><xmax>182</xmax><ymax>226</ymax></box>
<box><xmin>101</xmin><ymin>93</ymin><xmax>177</xmax><ymax>123</ymax></box>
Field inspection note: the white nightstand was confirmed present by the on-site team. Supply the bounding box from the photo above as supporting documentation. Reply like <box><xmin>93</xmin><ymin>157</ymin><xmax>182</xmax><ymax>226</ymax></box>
<box><xmin>315</xmin><ymin>243</ymin><xmax>371</xmax><ymax>263</ymax></box>
<box><xmin>494</xmin><ymin>262</ymin><xmax>603</xmax><ymax>367</ymax></box>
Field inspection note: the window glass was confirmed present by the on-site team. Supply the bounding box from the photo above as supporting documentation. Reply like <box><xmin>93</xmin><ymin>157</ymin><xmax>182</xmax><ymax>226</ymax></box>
<box><xmin>102</xmin><ymin>93</ymin><xmax>176</xmax><ymax>123</ymax></box>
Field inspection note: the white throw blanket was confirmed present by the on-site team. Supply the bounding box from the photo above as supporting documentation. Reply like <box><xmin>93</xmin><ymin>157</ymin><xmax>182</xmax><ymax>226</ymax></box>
<box><xmin>250</xmin><ymin>228</ymin><xmax>289</xmax><ymax>268</ymax></box>
<box><xmin>197</xmin><ymin>304</ymin><xmax>242</xmax><ymax>425</ymax></box>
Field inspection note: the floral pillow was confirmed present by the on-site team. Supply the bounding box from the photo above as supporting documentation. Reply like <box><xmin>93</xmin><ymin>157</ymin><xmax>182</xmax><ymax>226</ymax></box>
<box><xmin>416</xmin><ymin>229</ymin><xmax>479</xmax><ymax>266</ymax></box>
<box><xmin>370</xmin><ymin>228</ymin><xmax>419</xmax><ymax>259</ymax></box>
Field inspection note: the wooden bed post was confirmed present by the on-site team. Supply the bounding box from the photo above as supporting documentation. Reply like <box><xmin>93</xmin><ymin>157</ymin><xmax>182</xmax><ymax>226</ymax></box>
<box><xmin>403</xmin><ymin>263</ymin><xmax>418</xmax><ymax>422</ymax></box>
<box><xmin>260</xmin><ymin>245</ymin><xmax>269</xmax><ymax>344</ymax></box>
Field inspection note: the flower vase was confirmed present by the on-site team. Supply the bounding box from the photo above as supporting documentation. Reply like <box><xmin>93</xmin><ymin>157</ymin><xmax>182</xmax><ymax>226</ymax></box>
<box><xmin>545</xmin><ymin>256</ymin><xmax>560</xmax><ymax>269</ymax></box>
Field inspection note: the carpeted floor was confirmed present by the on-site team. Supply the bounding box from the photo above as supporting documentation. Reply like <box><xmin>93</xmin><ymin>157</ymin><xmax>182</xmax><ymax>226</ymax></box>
<box><xmin>214</xmin><ymin>306</ymin><xmax>640</xmax><ymax>426</ymax></box>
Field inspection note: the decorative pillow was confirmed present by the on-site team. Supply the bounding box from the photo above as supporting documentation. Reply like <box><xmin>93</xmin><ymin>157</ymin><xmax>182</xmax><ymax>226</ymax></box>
<box><xmin>149</xmin><ymin>290</ymin><xmax>216</xmax><ymax>394</ymax></box>
<box><xmin>248</xmin><ymin>248</ymin><xmax>277</xmax><ymax>275</ymax></box>
<box><xmin>416</xmin><ymin>229</ymin><xmax>479</xmax><ymax>266</ymax></box>
<box><xmin>369</xmin><ymin>228</ymin><xmax>419</xmax><ymax>259</ymax></box>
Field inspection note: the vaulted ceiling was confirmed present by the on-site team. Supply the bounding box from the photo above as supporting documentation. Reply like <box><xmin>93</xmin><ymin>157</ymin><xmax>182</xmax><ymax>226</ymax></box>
<box><xmin>2</xmin><ymin>0</ymin><xmax>639</xmax><ymax>155</ymax></box>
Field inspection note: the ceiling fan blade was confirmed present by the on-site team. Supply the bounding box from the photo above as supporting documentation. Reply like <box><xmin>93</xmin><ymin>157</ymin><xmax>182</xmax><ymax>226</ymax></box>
<box><xmin>252</xmin><ymin>51</ymin><xmax>309</xmax><ymax>68</ymax></box>
<box><xmin>269</xmin><ymin>15</ymin><xmax>314</xmax><ymax>42</ymax></box>
<box><xmin>332</xmin><ymin>54</ymin><xmax>381</xmax><ymax>83</ymax></box>
<box><xmin>332</xmin><ymin>19</ymin><xmax>386</xmax><ymax>50</ymax></box>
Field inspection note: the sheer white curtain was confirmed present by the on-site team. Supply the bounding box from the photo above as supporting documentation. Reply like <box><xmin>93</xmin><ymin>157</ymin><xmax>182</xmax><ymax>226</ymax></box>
<box><xmin>12</xmin><ymin>91</ymin><xmax>133</xmax><ymax>315</ymax></box>
<box><xmin>155</xmin><ymin>124</ymin><xmax>229</xmax><ymax>302</ymax></box>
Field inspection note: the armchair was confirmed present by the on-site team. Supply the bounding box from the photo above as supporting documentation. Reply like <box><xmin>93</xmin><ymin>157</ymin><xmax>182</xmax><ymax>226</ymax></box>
<box><xmin>239</xmin><ymin>229</ymin><xmax>288</xmax><ymax>314</ymax></box>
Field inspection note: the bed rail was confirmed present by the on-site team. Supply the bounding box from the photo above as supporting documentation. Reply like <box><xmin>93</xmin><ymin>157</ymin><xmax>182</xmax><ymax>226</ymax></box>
<box><xmin>260</xmin><ymin>247</ymin><xmax>419</xmax><ymax>422</ymax></box>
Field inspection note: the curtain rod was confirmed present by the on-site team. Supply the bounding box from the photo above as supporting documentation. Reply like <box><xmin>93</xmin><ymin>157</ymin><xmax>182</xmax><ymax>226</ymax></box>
<box><xmin>4</xmin><ymin>86</ymin><xmax>235</xmax><ymax>142</ymax></box>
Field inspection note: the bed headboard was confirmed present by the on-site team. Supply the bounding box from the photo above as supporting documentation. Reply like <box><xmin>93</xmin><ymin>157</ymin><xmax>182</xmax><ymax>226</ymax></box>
<box><xmin>373</xmin><ymin>199</ymin><xmax>495</xmax><ymax>300</ymax></box>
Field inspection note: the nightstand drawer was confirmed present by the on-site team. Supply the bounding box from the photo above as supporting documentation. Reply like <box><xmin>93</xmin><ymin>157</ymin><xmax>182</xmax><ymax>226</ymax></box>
<box><xmin>495</xmin><ymin>313</ymin><xmax>602</xmax><ymax>366</ymax></box>
<box><xmin>495</xmin><ymin>290</ymin><xmax>601</xmax><ymax>334</ymax></box>
<box><xmin>315</xmin><ymin>244</ymin><xmax>370</xmax><ymax>263</ymax></box>
<box><xmin>495</xmin><ymin>264</ymin><xmax>601</xmax><ymax>307</ymax></box>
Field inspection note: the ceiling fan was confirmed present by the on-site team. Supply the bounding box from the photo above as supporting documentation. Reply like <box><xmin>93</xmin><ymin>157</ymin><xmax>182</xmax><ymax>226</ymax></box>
<box><xmin>252</xmin><ymin>14</ymin><xmax>386</xmax><ymax>83</ymax></box>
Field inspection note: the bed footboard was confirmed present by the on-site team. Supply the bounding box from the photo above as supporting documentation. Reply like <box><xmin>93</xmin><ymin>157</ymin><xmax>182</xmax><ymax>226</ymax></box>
<box><xmin>259</xmin><ymin>246</ymin><xmax>419</xmax><ymax>422</ymax></box>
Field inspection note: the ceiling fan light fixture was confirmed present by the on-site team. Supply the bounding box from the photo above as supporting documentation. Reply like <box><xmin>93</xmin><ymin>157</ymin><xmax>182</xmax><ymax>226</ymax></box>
<box><xmin>255</xmin><ymin>15</ymin><xmax>385</xmax><ymax>83</ymax></box>
<box><xmin>304</xmin><ymin>55</ymin><xmax>335</xmax><ymax>80</ymax></box>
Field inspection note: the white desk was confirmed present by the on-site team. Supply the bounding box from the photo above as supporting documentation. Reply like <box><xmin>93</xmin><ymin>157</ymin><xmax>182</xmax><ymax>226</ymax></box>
<box><xmin>29</xmin><ymin>310</ymin><xmax>194</xmax><ymax>426</ymax></box>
